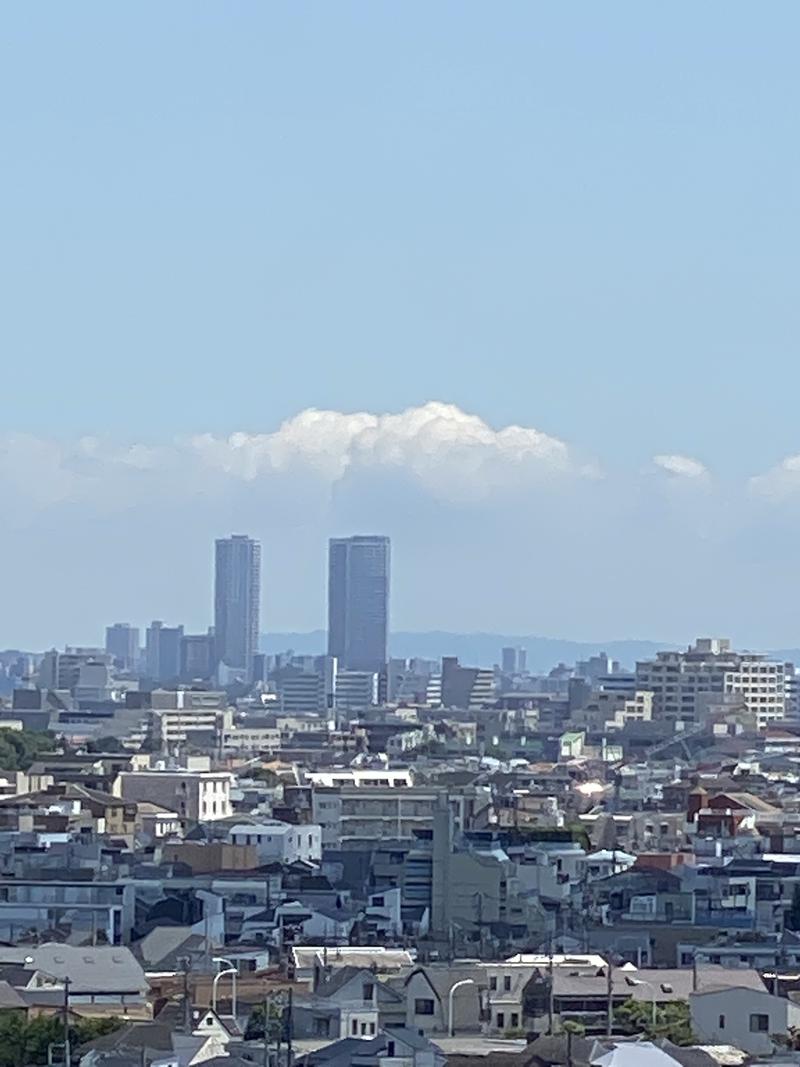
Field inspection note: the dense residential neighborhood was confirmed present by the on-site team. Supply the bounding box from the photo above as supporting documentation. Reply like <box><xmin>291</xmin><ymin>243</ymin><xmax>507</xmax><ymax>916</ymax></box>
<box><xmin>0</xmin><ymin>539</ymin><xmax>798</xmax><ymax>1064</ymax></box>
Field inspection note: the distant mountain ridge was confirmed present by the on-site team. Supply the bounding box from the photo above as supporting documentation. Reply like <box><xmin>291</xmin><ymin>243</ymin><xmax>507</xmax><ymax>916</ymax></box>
<box><xmin>260</xmin><ymin>631</ymin><xmax>682</xmax><ymax>672</ymax></box>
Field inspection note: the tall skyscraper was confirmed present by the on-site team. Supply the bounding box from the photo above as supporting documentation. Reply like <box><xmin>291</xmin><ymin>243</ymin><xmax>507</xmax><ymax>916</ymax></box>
<box><xmin>214</xmin><ymin>534</ymin><xmax>261</xmax><ymax>679</ymax></box>
<box><xmin>327</xmin><ymin>535</ymin><xmax>390</xmax><ymax>674</ymax></box>
<box><xmin>105</xmin><ymin>623</ymin><xmax>140</xmax><ymax>670</ymax></box>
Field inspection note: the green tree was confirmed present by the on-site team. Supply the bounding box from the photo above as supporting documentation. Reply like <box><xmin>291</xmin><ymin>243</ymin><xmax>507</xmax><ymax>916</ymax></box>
<box><xmin>0</xmin><ymin>1012</ymin><xmax>120</xmax><ymax>1066</ymax></box>
<box><xmin>249</xmin><ymin>766</ymin><xmax>280</xmax><ymax>786</ymax></box>
<box><xmin>614</xmin><ymin>998</ymin><xmax>693</xmax><ymax>1045</ymax></box>
<box><xmin>0</xmin><ymin>729</ymin><xmax>57</xmax><ymax>772</ymax></box>
<box><xmin>563</xmin><ymin>1021</ymin><xmax>586</xmax><ymax>1067</ymax></box>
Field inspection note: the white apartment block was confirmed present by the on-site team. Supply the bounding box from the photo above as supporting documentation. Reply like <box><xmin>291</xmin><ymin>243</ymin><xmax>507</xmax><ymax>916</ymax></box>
<box><xmin>222</xmin><ymin>724</ymin><xmax>281</xmax><ymax>753</ymax></box>
<box><xmin>636</xmin><ymin>638</ymin><xmax>792</xmax><ymax>729</ymax></box>
<box><xmin>228</xmin><ymin>820</ymin><xmax>322</xmax><ymax>863</ymax></box>
<box><xmin>149</xmin><ymin>690</ymin><xmax>232</xmax><ymax>747</ymax></box>
<box><xmin>114</xmin><ymin>769</ymin><xmax>233</xmax><ymax>821</ymax></box>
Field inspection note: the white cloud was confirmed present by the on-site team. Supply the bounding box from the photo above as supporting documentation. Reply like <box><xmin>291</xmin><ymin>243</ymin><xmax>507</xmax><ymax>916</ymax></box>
<box><xmin>0</xmin><ymin>401</ymin><xmax>577</xmax><ymax>509</ymax></box>
<box><xmin>653</xmin><ymin>453</ymin><xmax>710</xmax><ymax>480</ymax></box>
<box><xmin>749</xmin><ymin>454</ymin><xmax>800</xmax><ymax>500</ymax></box>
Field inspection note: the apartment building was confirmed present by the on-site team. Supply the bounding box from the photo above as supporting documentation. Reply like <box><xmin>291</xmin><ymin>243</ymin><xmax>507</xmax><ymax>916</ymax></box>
<box><xmin>312</xmin><ymin>784</ymin><xmax>443</xmax><ymax>848</ymax></box>
<box><xmin>148</xmin><ymin>689</ymin><xmax>232</xmax><ymax>748</ymax></box>
<box><xmin>228</xmin><ymin>820</ymin><xmax>322</xmax><ymax>863</ymax></box>
<box><xmin>636</xmin><ymin>637</ymin><xmax>792</xmax><ymax>728</ymax></box>
<box><xmin>573</xmin><ymin>690</ymin><xmax>653</xmax><ymax>732</ymax></box>
<box><xmin>114</xmin><ymin>768</ymin><xmax>233</xmax><ymax>821</ymax></box>
<box><xmin>435</xmin><ymin>657</ymin><xmax>495</xmax><ymax>710</ymax></box>
<box><xmin>221</xmin><ymin>719</ymin><xmax>281</xmax><ymax>754</ymax></box>
<box><xmin>0</xmin><ymin>879</ymin><xmax>135</xmax><ymax>944</ymax></box>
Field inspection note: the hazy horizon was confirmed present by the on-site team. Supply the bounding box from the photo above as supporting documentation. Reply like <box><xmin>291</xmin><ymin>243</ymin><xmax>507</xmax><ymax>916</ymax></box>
<box><xmin>3</xmin><ymin>5</ymin><xmax>800</xmax><ymax>648</ymax></box>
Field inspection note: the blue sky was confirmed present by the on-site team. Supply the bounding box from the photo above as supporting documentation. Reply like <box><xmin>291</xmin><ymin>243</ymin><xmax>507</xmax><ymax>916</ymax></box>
<box><xmin>2</xmin><ymin>3</ymin><xmax>800</xmax><ymax>649</ymax></box>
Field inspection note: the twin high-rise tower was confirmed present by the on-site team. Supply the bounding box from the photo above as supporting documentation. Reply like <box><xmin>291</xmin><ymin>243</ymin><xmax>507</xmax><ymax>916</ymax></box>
<box><xmin>327</xmin><ymin>535</ymin><xmax>390</xmax><ymax>674</ymax></box>
<box><xmin>214</xmin><ymin>534</ymin><xmax>261</xmax><ymax>679</ymax></box>
<box><xmin>212</xmin><ymin>532</ymin><xmax>390</xmax><ymax>681</ymax></box>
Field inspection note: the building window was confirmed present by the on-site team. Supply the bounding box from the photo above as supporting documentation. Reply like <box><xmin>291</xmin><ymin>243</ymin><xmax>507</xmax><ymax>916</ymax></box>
<box><xmin>511</xmin><ymin>1013</ymin><xmax>519</xmax><ymax>1028</ymax></box>
<box><xmin>372</xmin><ymin>896</ymin><xmax>385</xmax><ymax>907</ymax></box>
<box><xmin>414</xmin><ymin>999</ymin><xmax>435</xmax><ymax>1016</ymax></box>
<box><xmin>718</xmin><ymin>1015</ymin><xmax>725</xmax><ymax>1029</ymax></box>
<box><xmin>503</xmin><ymin>975</ymin><xmax>512</xmax><ymax>992</ymax></box>
<box><xmin>749</xmin><ymin>1014</ymin><xmax>769</xmax><ymax>1032</ymax></box>
<box><xmin>351</xmin><ymin>1019</ymin><xmax>358</xmax><ymax>1035</ymax></box>
<box><xmin>363</xmin><ymin>984</ymin><xmax>375</xmax><ymax>1002</ymax></box>
<box><xmin>489</xmin><ymin>976</ymin><xmax>497</xmax><ymax>991</ymax></box>
<box><xmin>496</xmin><ymin>1012</ymin><xmax>505</xmax><ymax>1029</ymax></box>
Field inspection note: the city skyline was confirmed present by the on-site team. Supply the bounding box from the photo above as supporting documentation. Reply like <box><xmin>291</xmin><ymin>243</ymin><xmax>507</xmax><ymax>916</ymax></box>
<box><xmin>11</xmin><ymin>502</ymin><xmax>800</xmax><ymax>656</ymax></box>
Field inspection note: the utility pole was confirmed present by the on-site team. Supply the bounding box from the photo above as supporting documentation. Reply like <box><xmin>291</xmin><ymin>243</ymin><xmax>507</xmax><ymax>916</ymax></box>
<box><xmin>605</xmin><ymin>958</ymin><xmax>613</xmax><ymax>1037</ymax></box>
<box><xmin>262</xmin><ymin>991</ymin><xmax>270</xmax><ymax>1067</ymax></box>
<box><xmin>63</xmin><ymin>977</ymin><xmax>71</xmax><ymax>1067</ymax></box>
<box><xmin>547</xmin><ymin>937</ymin><xmax>554</xmax><ymax>1036</ymax></box>
<box><xmin>180</xmin><ymin>957</ymin><xmax>191</xmax><ymax>1032</ymax></box>
<box><xmin>286</xmin><ymin>988</ymin><xmax>293</xmax><ymax>1065</ymax></box>
<box><xmin>276</xmin><ymin>996</ymin><xmax>282</xmax><ymax>1067</ymax></box>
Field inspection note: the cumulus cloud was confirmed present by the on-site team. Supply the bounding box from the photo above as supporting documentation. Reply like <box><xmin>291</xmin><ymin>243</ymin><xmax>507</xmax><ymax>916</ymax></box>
<box><xmin>653</xmin><ymin>453</ymin><xmax>710</xmax><ymax>480</ymax></box>
<box><xmin>0</xmin><ymin>401</ymin><xmax>578</xmax><ymax>509</ymax></box>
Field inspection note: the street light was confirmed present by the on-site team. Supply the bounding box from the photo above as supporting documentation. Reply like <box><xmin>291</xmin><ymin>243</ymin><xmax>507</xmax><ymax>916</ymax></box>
<box><xmin>447</xmin><ymin>978</ymin><xmax>475</xmax><ymax>1037</ymax></box>
<box><xmin>212</xmin><ymin>957</ymin><xmax>238</xmax><ymax>1020</ymax></box>
<box><xmin>624</xmin><ymin>975</ymin><xmax>657</xmax><ymax>1027</ymax></box>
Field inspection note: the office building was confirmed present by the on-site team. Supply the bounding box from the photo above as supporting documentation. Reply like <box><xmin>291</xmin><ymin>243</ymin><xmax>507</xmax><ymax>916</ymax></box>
<box><xmin>278</xmin><ymin>671</ymin><xmax>328</xmax><ymax>715</ymax></box>
<box><xmin>501</xmin><ymin>647</ymin><xmax>515</xmax><ymax>674</ymax></box>
<box><xmin>214</xmin><ymin>534</ymin><xmax>261</xmax><ymax>679</ymax></box>
<box><xmin>38</xmin><ymin>648</ymin><xmax>112</xmax><ymax>693</ymax></box>
<box><xmin>576</xmin><ymin>652</ymin><xmax>621</xmax><ymax>684</ymax></box>
<box><xmin>180</xmin><ymin>631</ymin><xmax>214</xmax><ymax>681</ymax></box>
<box><xmin>327</xmin><ymin>535</ymin><xmax>390</xmax><ymax>673</ymax></box>
<box><xmin>105</xmin><ymin>624</ymin><xmax>140</xmax><ymax>671</ymax></box>
<box><xmin>145</xmin><ymin>621</ymin><xmax>183</xmax><ymax>683</ymax></box>
<box><xmin>334</xmin><ymin>670</ymin><xmax>379</xmax><ymax>713</ymax></box>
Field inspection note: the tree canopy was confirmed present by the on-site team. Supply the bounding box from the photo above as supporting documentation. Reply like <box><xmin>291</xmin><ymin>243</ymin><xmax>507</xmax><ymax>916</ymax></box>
<box><xmin>0</xmin><ymin>1013</ymin><xmax>120</xmax><ymax>1066</ymax></box>
<box><xmin>0</xmin><ymin>728</ymin><xmax>56</xmax><ymax>772</ymax></box>
<box><xmin>614</xmin><ymin>998</ymin><xmax>693</xmax><ymax>1045</ymax></box>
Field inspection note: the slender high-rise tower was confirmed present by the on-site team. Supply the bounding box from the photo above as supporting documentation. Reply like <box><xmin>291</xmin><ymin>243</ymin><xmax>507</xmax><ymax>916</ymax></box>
<box><xmin>327</xmin><ymin>535</ymin><xmax>390</xmax><ymax>673</ymax></box>
<box><xmin>214</xmin><ymin>534</ymin><xmax>261</xmax><ymax>679</ymax></box>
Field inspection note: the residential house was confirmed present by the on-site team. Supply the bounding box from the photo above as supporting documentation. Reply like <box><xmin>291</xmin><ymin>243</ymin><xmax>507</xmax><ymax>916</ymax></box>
<box><xmin>10</xmin><ymin>943</ymin><xmax>150</xmax><ymax>1020</ymax></box>
<box><xmin>550</xmin><ymin>964</ymin><xmax>765</xmax><ymax>1033</ymax></box>
<box><xmin>305</xmin><ymin>1027</ymin><xmax>445</xmax><ymax>1067</ymax></box>
<box><xmin>690</xmin><ymin>985</ymin><xmax>800</xmax><ymax>1056</ymax></box>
